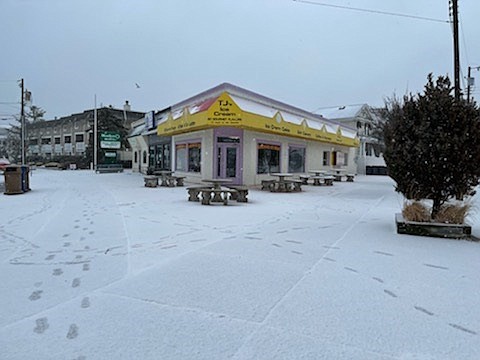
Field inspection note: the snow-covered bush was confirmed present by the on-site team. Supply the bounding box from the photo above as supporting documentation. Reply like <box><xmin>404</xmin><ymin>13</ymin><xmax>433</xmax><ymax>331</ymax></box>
<box><xmin>383</xmin><ymin>74</ymin><xmax>480</xmax><ymax>219</ymax></box>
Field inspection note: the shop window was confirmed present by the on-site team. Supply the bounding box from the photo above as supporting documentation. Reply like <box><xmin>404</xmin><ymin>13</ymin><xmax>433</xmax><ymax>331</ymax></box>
<box><xmin>149</xmin><ymin>145</ymin><xmax>155</xmax><ymax>167</ymax></box>
<box><xmin>75</xmin><ymin>134</ymin><xmax>84</xmax><ymax>142</ymax></box>
<box><xmin>134</xmin><ymin>151</ymin><xmax>138</xmax><ymax>163</ymax></box>
<box><xmin>176</xmin><ymin>142</ymin><xmax>201</xmax><ymax>172</ymax></box>
<box><xmin>344</xmin><ymin>152</ymin><xmax>349</xmax><ymax>166</ymax></box>
<box><xmin>54</xmin><ymin>137</ymin><xmax>61</xmax><ymax>145</ymax></box>
<box><xmin>188</xmin><ymin>143</ymin><xmax>201</xmax><ymax>172</ymax></box>
<box><xmin>154</xmin><ymin>143</ymin><xmax>171</xmax><ymax>170</ymax></box>
<box><xmin>332</xmin><ymin>151</ymin><xmax>337</xmax><ymax>166</ymax></box>
<box><xmin>175</xmin><ymin>144</ymin><xmax>187</xmax><ymax>171</ymax></box>
<box><xmin>323</xmin><ymin>151</ymin><xmax>330</xmax><ymax>166</ymax></box>
<box><xmin>64</xmin><ymin>135</ymin><xmax>72</xmax><ymax>144</ymax></box>
<box><xmin>288</xmin><ymin>146</ymin><xmax>305</xmax><ymax>173</ymax></box>
<box><xmin>29</xmin><ymin>139</ymin><xmax>38</xmax><ymax>145</ymax></box>
<box><xmin>257</xmin><ymin>143</ymin><xmax>280</xmax><ymax>174</ymax></box>
<box><xmin>41</xmin><ymin>137</ymin><xmax>51</xmax><ymax>145</ymax></box>
<box><xmin>142</xmin><ymin>150</ymin><xmax>147</xmax><ymax>164</ymax></box>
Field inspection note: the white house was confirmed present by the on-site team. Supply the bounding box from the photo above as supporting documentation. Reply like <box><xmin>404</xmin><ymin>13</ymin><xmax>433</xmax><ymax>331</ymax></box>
<box><xmin>317</xmin><ymin>104</ymin><xmax>386</xmax><ymax>175</ymax></box>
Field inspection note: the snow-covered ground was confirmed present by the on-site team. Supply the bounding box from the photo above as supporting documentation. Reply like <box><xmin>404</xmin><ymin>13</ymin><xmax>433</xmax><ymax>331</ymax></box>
<box><xmin>0</xmin><ymin>169</ymin><xmax>479</xmax><ymax>360</ymax></box>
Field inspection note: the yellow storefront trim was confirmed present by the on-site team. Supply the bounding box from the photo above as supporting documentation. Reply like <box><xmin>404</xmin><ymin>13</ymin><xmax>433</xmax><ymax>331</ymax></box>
<box><xmin>157</xmin><ymin>93</ymin><xmax>359</xmax><ymax>147</ymax></box>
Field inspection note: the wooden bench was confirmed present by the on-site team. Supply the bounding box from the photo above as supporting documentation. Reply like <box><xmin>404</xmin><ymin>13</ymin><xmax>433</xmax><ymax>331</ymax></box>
<box><xmin>144</xmin><ymin>176</ymin><xmax>158</xmax><ymax>188</ymax></box>
<box><xmin>95</xmin><ymin>164</ymin><xmax>124</xmax><ymax>173</ymax></box>
<box><xmin>346</xmin><ymin>174</ymin><xmax>355</xmax><ymax>182</ymax></box>
<box><xmin>333</xmin><ymin>174</ymin><xmax>344</xmax><ymax>182</ymax></box>
<box><xmin>187</xmin><ymin>186</ymin><xmax>209</xmax><ymax>201</ymax></box>
<box><xmin>228</xmin><ymin>185</ymin><xmax>249</xmax><ymax>202</ymax></box>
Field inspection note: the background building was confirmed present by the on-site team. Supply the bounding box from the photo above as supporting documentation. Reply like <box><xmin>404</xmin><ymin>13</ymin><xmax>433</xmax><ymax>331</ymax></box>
<box><xmin>129</xmin><ymin>83</ymin><xmax>359</xmax><ymax>185</ymax></box>
<box><xmin>26</xmin><ymin>101</ymin><xmax>144</xmax><ymax>167</ymax></box>
<box><xmin>317</xmin><ymin>104</ymin><xmax>387</xmax><ymax>175</ymax></box>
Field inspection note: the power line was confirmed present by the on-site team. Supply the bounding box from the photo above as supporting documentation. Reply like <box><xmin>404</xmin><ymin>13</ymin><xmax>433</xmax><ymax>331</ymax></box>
<box><xmin>293</xmin><ymin>0</ymin><xmax>451</xmax><ymax>24</ymax></box>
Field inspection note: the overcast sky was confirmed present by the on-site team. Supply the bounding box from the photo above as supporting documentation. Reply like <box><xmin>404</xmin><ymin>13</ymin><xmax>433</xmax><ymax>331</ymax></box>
<box><xmin>1</xmin><ymin>0</ymin><xmax>479</xmax><ymax>121</ymax></box>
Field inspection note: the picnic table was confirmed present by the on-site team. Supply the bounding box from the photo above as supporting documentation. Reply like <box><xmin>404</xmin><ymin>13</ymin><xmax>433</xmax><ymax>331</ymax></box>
<box><xmin>201</xmin><ymin>178</ymin><xmax>233</xmax><ymax>189</ymax></box>
<box><xmin>154</xmin><ymin>170</ymin><xmax>174</xmax><ymax>186</ymax></box>
<box><xmin>268</xmin><ymin>173</ymin><xmax>302</xmax><ymax>192</ymax></box>
<box><xmin>331</xmin><ymin>169</ymin><xmax>347</xmax><ymax>181</ymax></box>
<box><xmin>308</xmin><ymin>170</ymin><xmax>327</xmax><ymax>176</ymax></box>
<box><xmin>199</xmin><ymin>179</ymin><xmax>236</xmax><ymax>205</ymax></box>
<box><xmin>153</xmin><ymin>170</ymin><xmax>185</xmax><ymax>187</ymax></box>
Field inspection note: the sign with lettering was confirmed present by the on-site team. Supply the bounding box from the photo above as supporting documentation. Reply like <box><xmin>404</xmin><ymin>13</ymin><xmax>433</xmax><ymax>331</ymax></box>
<box><xmin>145</xmin><ymin>111</ymin><xmax>155</xmax><ymax>130</ymax></box>
<box><xmin>100</xmin><ymin>132</ymin><xmax>121</xmax><ymax>149</ymax></box>
<box><xmin>155</xmin><ymin>92</ymin><xmax>359</xmax><ymax>147</ymax></box>
<box><xmin>207</xmin><ymin>93</ymin><xmax>242</xmax><ymax>125</ymax></box>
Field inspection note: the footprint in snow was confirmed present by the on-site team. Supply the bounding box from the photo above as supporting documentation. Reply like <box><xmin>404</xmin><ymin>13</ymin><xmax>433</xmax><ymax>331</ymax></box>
<box><xmin>29</xmin><ymin>290</ymin><xmax>43</xmax><ymax>301</ymax></box>
<box><xmin>66</xmin><ymin>324</ymin><xmax>79</xmax><ymax>339</ymax></box>
<box><xmin>81</xmin><ymin>297</ymin><xmax>90</xmax><ymax>308</ymax></box>
<box><xmin>53</xmin><ymin>268</ymin><xmax>63</xmax><ymax>276</ymax></box>
<box><xmin>33</xmin><ymin>317</ymin><xmax>49</xmax><ymax>334</ymax></box>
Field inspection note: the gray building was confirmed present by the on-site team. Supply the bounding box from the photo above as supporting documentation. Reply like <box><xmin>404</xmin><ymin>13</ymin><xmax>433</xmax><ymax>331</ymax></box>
<box><xmin>26</xmin><ymin>101</ymin><xmax>144</xmax><ymax>166</ymax></box>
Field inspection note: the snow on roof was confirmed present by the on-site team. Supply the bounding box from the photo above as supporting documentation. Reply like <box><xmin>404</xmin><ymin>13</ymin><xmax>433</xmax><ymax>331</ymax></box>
<box><xmin>189</xmin><ymin>97</ymin><xmax>217</xmax><ymax>115</ymax></box>
<box><xmin>172</xmin><ymin>109</ymin><xmax>183</xmax><ymax>120</ymax></box>
<box><xmin>128</xmin><ymin>123</ymin><xmax>146</xmax><ymax>137</ymax></box>
<box><xmin>156</xmin><ymin>83</ymin><xmax>357</xmax><ymax>134</ymax></box>
<box><xmin>229</xmin><ymin>95</ymin><xmax>278</xmax><ymax>119</ymax></box>
<box><xmin>317</xmin><ymin>104</ymin><xmax>366</xmax><ymax>120</ymax></box>
<box><xmin>155</xmin><ymin>111</ymin><xmax>169</xmax><ymax>125</ymax></box>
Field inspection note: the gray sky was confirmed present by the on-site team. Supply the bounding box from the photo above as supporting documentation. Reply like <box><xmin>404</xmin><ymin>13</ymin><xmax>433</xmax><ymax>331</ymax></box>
<box><xmin>1</xmin><ymin>0</ymin><xmax>479</xmax><ymax>121</ymax></box>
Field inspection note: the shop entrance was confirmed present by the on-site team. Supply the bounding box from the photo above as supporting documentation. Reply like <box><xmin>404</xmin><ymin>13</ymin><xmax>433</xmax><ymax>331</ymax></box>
<box><xmin>214</xmin><ymin>129</ymin><xmax>243</xmax><ymax>185</ymax></box>
<box><xmin>217</xmin><ymin>144</ymin><xmax>238</xmax><ymax>178</ymax></box>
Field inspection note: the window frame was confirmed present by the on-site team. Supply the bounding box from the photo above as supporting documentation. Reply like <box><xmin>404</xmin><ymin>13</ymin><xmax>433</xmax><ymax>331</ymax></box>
<box><xmin>175</xmin><ymin>139</ymin><xmax>202</xmax><ymax>173</ymax></box>
<box><xmin>257</xmin><ymin>140</ymin><xmax>281</xmax><ymax>174</ymax></box>
<box><xmin>288</xmin><ymin>144</ymin><xmax>306</xmax><ymax>173</ymax></box>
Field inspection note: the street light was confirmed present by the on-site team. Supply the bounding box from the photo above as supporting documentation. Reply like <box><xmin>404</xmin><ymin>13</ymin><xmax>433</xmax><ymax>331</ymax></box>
<box><xmin>467</xmin><ymin>66</ymin><xmax>480</xmax><ymax>103</ymax></box>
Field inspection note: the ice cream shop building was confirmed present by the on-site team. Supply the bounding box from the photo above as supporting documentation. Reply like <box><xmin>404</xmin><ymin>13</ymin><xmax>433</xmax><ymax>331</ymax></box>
<box><xmin>128</xmin><ymin>83</ymin><xmax>359</xmax><ymax>186</ymax></box>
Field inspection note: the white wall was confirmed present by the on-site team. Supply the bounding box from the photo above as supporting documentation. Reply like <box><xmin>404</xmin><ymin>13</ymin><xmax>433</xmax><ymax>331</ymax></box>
<box><xmin>127</xmin><ymin>135</ymin><xmax>148</xmax><ymax>174</ymax></box>
<box><xmin>243</xmin><ymin>130</ymin><xmax>357</xmax><ymax>186</ymax></box>
<box><xmin>172</xmin><ymin>129</ymin><xmax>212</xmax><ymax>185</ymax></box>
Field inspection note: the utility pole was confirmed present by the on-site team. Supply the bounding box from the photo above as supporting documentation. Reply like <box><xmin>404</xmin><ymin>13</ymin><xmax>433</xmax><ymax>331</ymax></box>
<box><xmin>467</xmin><ymin>66</ymin><xmax>480</xmax><ymax>103</ymax></box>
<box><xmin>451</xmin><ymin>0</ymin><xmax>461</xmax><ymax>101</ymax></box>
<box><xmin>94</xmin><ymin>94</ymin><xmax>98</xmax><ymax>171</ymax></box>
<box><xmin>20</xmin><ymin>78</ymin><xmax>26</xmax><ymax>165</ymax></box>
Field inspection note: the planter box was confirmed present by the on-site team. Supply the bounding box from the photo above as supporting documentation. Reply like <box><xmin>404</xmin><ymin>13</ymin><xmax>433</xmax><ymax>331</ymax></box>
<box><xmin>395</xmin><ymin>213</ymin><xmax>472</xmax><ymax>239</ymax></box>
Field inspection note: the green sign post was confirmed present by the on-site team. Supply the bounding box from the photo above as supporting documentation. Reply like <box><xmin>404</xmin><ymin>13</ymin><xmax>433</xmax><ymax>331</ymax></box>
<box><xmin>100</xmin><ymin>132</ymin><xmax>121</xmax><ymax>149</ymax></box>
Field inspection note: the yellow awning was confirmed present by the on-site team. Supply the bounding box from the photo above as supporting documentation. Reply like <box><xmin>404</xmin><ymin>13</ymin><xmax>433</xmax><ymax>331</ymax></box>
<box><xmin>157</xmin><ymin>92</ymin><xmax>359</xmax><ymax>147</ymax></box>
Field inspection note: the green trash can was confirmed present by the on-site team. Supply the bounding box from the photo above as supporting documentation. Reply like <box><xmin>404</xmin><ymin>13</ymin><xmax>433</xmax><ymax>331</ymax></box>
<box><xmin>4</xmin><ymin>165</ymin><xmax>30</xmax><ymax>195</ymax></box>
